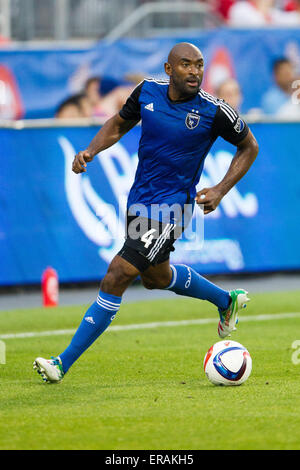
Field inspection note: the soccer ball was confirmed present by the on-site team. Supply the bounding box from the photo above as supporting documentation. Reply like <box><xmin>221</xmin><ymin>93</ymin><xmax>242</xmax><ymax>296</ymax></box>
<box><xmin>203</xmin><ymin>340</ymin><xmax>252</xmax><ymax>386</ymax></box>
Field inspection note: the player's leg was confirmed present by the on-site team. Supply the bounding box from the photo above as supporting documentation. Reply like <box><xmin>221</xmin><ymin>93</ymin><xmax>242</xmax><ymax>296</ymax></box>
<box><xmin>141</xmin><ymin>257</ymin><xmax>249</xmax><ymax>338</ymax></box>
<box><xmin>141</xmin><ymin>259</ymin><xmax>230</xmax><ymax>309</ymax></box>
<box><xmin>34</xmin><ymin>255</ymin><xmax>139</xmax><ymax>382</ymax></box>
<box><xmin>140</xmin><ymin>259</ymin><xmax>172</xmax><ymax>290</ymax></box>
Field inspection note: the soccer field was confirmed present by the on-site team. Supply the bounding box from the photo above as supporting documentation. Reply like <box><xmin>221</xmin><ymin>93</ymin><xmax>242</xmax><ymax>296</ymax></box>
<box><xmin>1</xmin><ymin>290</ymin><xmax>300</xmax><ymax>450</ymax></box>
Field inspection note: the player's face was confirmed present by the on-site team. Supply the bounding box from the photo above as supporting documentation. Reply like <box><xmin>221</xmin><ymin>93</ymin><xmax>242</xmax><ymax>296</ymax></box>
<box><xmin>168</xmin><ymin>53</ymin><xmax>204</xmax><ymax>98</ymax></box>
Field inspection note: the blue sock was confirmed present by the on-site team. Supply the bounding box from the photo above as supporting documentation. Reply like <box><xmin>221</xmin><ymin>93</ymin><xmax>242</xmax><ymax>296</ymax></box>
<box><xmin>59</xmin><ymin>291</ymin><xmax>121</xmax><ymax>373</ymax></box>
<box><xmin>166</xmin><ymin>264</ymin><xmax>230</xmax><ymax>310</ymax></box>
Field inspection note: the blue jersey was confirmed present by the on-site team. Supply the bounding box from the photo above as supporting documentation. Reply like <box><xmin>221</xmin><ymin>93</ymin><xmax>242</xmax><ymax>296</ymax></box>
<box><xmin>119</xmin><ymin>79</ymin><xmax>249</xmax><ymax>217</ymax></box>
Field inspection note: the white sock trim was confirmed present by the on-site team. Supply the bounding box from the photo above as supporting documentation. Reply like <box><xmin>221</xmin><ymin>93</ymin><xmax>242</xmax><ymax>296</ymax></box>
<box><xmin>166</xmin><ymin>265</ymin><xmax>177</xmax><ymax>290</ymax></box>
<box><xmin>96</xmin><ymin>296</ymin><xmax>121</xmax><ymax>311</ymax></box>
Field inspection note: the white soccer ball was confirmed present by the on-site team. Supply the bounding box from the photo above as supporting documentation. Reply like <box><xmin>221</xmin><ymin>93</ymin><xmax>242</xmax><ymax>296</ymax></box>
<box><xmin>203</xmin><ymin>340</ymin><xmax>252</xmax><ymax>386</ymax></box>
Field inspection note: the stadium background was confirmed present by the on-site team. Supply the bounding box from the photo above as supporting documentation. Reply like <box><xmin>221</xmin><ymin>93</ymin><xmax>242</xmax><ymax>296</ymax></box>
<box><xmin>1</xmin><ymin>0</ymin><xmax>300</xmax><ymax>452</ymax></box>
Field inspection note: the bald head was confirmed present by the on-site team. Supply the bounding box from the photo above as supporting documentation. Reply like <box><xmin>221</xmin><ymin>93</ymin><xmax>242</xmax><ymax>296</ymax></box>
<box><xmin>167</xmin><ymin>42</ymin><xmax>203</xmax><ymax>66</ymax></box>
<box><xmin>165</xmin><ymin>42</ymin><xmax>204</xmax><ymax>101</ymax></box>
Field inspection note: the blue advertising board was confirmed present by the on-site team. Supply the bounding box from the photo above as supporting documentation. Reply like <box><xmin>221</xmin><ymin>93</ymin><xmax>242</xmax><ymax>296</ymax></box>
<box><xmin>0</xmin><ymin>122</ymin><xmax>299</xmax><ymax>285</ymax></box>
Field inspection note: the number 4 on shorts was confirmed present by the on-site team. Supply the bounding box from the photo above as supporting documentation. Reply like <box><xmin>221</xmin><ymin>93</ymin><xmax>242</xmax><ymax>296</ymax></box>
<box><xmin>141</xmin><ymin>229</ymin><xmax>156</xmax><ymax>248</ymax></box>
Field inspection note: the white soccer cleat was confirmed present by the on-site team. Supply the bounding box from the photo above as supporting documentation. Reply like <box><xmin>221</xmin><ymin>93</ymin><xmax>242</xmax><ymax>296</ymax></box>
<box><xmin>33</xmin><ymin>356</ymin><xmax>64</xmax><ymax>383</ymax></box>
<box><xmin>218</xmin><ymin>289</ymin><xmax>250</xmax><ymax>338</ymax></box>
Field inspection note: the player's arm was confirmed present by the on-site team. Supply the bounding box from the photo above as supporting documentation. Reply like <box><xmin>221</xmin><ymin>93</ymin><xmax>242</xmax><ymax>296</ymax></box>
<box><xmin>72</xmin><ymin>81</ymin><xmax>143</xmax><ymax>174</ymax></box>
<box><xmin>72</xmin><ymin>114</ymin><xmax>138</xmax><ymax>174</ymax></box>
<box><xmin>195</xmin><ymin>105</ymin><xmax>259</xmax><ymax>215</ymax></box>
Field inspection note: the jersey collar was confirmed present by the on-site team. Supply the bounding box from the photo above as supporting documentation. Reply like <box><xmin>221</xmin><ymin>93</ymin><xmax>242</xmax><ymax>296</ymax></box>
<box><xmin>167</xmin><ymin>86</ymin><xmax>199</xmax><ymax>104</ymax></box>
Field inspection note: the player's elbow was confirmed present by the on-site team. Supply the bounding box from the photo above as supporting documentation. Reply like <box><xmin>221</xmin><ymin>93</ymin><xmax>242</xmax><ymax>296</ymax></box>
<box><xmin>247</xmin><ymin>138</ymin><xmax>259</xmax><ymax>164</ymax></box>
<box><xmin>250</xmin><ymin>135</ymin><xmax>259</xmax><ymax>159</ymax></box>
<box><xmin>239</xmin><ymin>131</ymin><xmax>259</xmax><ymax>162</ymax></box>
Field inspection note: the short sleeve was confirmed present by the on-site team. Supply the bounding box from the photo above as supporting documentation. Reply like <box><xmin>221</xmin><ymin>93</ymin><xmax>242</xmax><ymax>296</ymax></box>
<box><xmin>211</xmin><ymin>101</ymin><xmax>249</xmax><ymax>145</ymax></box>
<box><xmin>119</xmin><ymin>81</ymin><xmax>144</xmax><ymax>121</ymax></box>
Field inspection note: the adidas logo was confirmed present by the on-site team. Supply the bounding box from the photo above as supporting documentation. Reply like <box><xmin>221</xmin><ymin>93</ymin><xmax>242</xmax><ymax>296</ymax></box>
<box><xmin>85</xmin><ymin>316</ymin><xmax>95</xmax><ymax>324</ymax></box>
<box><xmin>145</xmin><ymin>102</ymin><xmax>154</xmax><ymax>112</ymax></box>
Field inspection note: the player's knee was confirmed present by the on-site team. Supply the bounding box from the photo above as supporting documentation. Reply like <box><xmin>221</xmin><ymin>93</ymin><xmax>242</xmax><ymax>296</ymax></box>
<box><xmin>142</xmin><ymin>275</ymin><xmax>170</xmax><ymax>290</ymax></box>
<box><xmin>142</xmin><ymin>277</ymin><xmax>156</xmax><ymax>290</ymax></box>
<box><xmin>101</xmin><ymin>261</ymin><xmax>135</xmax><ymax>291</ymax></box>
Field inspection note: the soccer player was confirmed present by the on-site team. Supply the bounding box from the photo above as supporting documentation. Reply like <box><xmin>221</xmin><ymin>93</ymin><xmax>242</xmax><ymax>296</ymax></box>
<box><xmin>34</xmin><ymin>42</ymin><xmax>258</xmax><ymax>383</ymax></box>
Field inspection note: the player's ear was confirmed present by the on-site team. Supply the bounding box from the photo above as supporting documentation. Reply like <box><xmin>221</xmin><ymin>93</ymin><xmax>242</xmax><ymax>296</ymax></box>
<box><xmin>164</xmin><ymin>62</ymin><xmax>172</xmax><ymax>77</ymax></box>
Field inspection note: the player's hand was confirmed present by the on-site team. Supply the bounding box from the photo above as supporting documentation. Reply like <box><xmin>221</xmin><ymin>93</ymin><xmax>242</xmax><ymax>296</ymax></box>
<box><xmin>72</xmin><ymin>150</ymin><xmax>94</xmax><ymax>174</ymax></box>
<box><xmin>195</xmin><ymin>187</ymin><xmax>224</xmax><ymax>215</ymax></box>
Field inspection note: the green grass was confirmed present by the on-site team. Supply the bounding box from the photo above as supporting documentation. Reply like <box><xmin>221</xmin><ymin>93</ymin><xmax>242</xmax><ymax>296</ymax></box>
<box><xmin>1</xmin><ymin>290</ymin><xmax>300</xmax><ymax>450</ymax></box>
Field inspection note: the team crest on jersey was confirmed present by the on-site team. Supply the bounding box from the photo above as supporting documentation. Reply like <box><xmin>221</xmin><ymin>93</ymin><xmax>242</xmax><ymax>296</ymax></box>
<box><xmin>234</xmin><ymin>118</ymin><xmax>245</xmax><ymax>133</ymax></box>
<box><xmin>185</xmin><ymin>112</ymin><xmax>200</xmax><ymax>130</ymax></box>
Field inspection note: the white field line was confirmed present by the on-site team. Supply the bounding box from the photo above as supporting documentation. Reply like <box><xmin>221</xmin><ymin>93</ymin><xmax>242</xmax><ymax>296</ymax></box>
<box><xmin>0</xmin><ymin>312</ymin><xmax>300</xmax><ymax>340</ymax></box>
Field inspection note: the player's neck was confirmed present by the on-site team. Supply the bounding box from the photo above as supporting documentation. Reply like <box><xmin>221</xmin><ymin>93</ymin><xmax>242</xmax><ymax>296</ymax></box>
<box><xmin>167</xmin><ymin>84</ymin><xmax>198</xmax><ymax>103</ymax></box>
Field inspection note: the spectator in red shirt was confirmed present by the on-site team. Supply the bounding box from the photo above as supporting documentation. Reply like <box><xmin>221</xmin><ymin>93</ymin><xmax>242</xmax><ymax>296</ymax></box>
<box><xmin>284</xmin><ymin>0</ymin><xmax>298</xmax><ymax>11</ymax></box>
<box><xmin>228</xmin><ymin>0</ymin><xmax>299</xmax><ymax>26</ymax></box>
<box><xmin>213</xmin><ymin>0</ymin><xmax>236</xmax><ymax>20</ymax></box>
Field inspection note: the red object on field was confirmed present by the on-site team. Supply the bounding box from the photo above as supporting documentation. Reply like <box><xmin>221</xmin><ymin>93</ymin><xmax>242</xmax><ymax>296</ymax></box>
<box><xmin>42</xmin><ymin>267</ymin><xmax>59</xmax><ymax>307</ymax></box>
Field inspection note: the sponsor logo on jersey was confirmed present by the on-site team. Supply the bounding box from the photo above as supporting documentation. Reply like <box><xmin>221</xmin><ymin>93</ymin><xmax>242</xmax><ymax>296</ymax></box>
<box><xmin>185</xmin><ymin>112</ymin><xmax>200</xmax><ymax>130</ymax></box>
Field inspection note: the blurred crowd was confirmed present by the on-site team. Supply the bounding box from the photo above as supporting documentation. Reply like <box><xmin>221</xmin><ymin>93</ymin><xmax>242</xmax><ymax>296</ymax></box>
<box><xmin>55</xmin><ymin>53</ymin><xmax>300</xmax><ymax>120</ymax></box>
<box><xmin>1</xmin><ymin>0</ymin><xmax>299</xmax><ymax>121</ymax></box>
<box><xmin>212</xmin><ymin>0</ymin><xmax>300</xmax><ymax>26</ymax></box>
<box><xmin>56</xmin><ymin>74</ymin><xmax>144</xmax><ymax>120</ymax></box>
<box><xmin>54</xmin><ymin>1</ymin><xmax>300</xmax><ymax>121</ymax></box>
<box><xmin>214</xmin><ymin>56</ymin><xmax>300</xmax><ymax>117</ymax></box>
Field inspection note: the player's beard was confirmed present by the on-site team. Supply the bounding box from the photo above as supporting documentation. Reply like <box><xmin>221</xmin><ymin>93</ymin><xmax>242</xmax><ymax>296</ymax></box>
<box><xmin>171</xmin><ymin>74</ymin><xmax>201</xmax><ymax>99</ymax></box>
